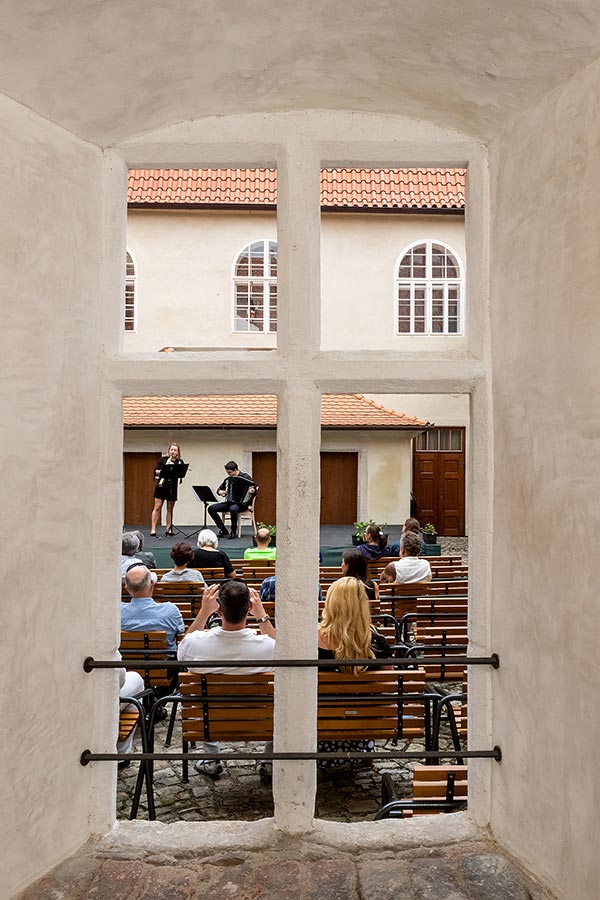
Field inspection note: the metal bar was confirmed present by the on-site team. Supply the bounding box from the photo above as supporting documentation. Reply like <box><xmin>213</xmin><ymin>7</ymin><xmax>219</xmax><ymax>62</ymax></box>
<box><xmin>81</xmin><ymin>747</ymin><xmax>502</xmax><ymax>764</ymax></box>
<box><xmin>83</xmin><ymin>654</ymin><xmax>499</xmax><ymax>671</ymax></box>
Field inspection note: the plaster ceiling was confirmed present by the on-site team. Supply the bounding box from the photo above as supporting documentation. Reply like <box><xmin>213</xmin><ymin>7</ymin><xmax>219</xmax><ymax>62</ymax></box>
<box><xmin>2</xmin><ymin>0</ymin><xmax>600</xmax><ymax>146</ymax></box>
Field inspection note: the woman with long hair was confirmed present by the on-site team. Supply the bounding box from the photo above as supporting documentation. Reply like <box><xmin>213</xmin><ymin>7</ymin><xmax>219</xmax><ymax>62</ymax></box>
<box><xmin>318</xmin><ymin>577</ymin><xmax>391</xmax><ymax>765</ymax></box>
<box><xmin>151</xmin><ymin>442</ymin><xmax>184</xmax><ymax>537</ymax></box>
<box><xmin>341</xmin><ymin>548</ymin><xmax>379</xmax><ymax>601</ymax></box>
<box><xmin>357</xmin><ymin>524</ymin><xmax>390</xmax><ymax>561</ymax></box>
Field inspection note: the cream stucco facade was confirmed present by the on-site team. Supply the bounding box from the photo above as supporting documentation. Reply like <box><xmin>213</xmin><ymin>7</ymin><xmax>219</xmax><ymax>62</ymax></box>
<box><xmin>124</xmin><ymin>209</ymin><xmax>465</xmax><ymax>353</ymax></box>
<box><xmin>3</xmin><ymin>5</ymin><xmax>600</xmax><ymax>900</ymax></box>
<box><xmin>124</xmin><ymin>425</ymin><xmax>416</xmax><ymax>526</ymax></box>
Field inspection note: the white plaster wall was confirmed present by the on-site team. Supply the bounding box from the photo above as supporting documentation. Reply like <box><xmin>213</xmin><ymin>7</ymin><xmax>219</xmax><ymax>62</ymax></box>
<box><xmin>123</xmin><ymin>428</ymin><xmax>414</xmax><ymax>525</ymax></box>
<box><xmin>124</xmin><ymin>208</ymin><xmax>464</xmax><ymax>353</ymax></box>
<box><xmin>125</xmin><ymin>210</ymin><xmax>277</xmax><ymax>351</ymax></box>
<box><xmin>488</xmin><ymin>57</ymin><xmax>600</xmax><ymax>900</ymax></box>
<box><xmin>320</xmin><ymin>213</ymin><xmax>466</xmax><ymax>351</ymax></box>
<box><xmin>0</xmin><ymin>95</ymin><xmax>109</xmax><ymax>900</ymax></box>
<box><xmin>367</xmin><ymin>393</ymin><xmax>469</xmax><ymax>428</ymax></box>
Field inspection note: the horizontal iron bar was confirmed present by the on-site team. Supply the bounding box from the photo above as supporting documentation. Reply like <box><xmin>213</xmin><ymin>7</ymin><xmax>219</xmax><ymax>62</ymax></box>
<box><xmin>83</xmin><ymin>654</ymin><xmax>499</xmax><ymax>671</ymax></box>
<box><xmin>81</xmin><ymin>746</ymin><xmax>502</xmax><ymax>765</ymax></box>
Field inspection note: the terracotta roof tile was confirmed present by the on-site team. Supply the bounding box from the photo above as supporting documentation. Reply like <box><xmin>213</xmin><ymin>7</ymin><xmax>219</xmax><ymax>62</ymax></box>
<box><xmin>123</xmin><ymin>394</ymin><xmax>427</xmax><ymax>429</ymax></box>
<box><xmin>128</xmin><ymin>168</ymin><xmax>465</xmax><ymax>211</ymax></box>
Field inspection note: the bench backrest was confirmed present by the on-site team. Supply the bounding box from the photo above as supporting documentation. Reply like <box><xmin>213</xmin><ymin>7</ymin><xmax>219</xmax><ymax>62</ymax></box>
<box><xmin>179</xmin><ymin>672</ymin><xmax>274</xmax><ymax>743</ymax></box>
<box><xmin>120</xmin><ymin>630</ymin><xmax>171</xmax><ymax>689</ymax></box>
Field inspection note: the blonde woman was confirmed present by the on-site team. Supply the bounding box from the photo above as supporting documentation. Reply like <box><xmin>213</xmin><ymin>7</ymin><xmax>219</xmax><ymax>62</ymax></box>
<box><xmin>318</xmin><ymin>576</ymin><xmax>392</xmax><ymax>766</ymax></box>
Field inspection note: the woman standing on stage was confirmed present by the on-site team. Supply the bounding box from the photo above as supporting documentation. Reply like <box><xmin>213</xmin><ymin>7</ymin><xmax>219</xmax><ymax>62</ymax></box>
<box><xmin>151</xmin><ymin>443</ymin><xmax>184</xmax><ymax>537</ymax></box>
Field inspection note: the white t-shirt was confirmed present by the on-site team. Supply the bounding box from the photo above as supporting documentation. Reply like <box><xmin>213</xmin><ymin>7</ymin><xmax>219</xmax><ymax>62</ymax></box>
<box><xmin>392</xmin><ymin>557</ymin><xmax>432</xmax><ymax>584</ymax></box>
<box><xmin>177</xmin><ymin>626</ymin><xmax>275</xmax><ymax>674</ymax></box>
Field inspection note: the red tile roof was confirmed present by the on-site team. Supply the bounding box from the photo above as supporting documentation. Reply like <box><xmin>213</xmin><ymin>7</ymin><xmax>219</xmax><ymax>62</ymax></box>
<box><xmin>128</xmin><ymin>168</ymin><xmax>465</xmax><ymax>211</ymax></box>
<box><xmin>123</xmin><ymin>394</ymin><xmax>427</xmax><ymax>429</ymax></box>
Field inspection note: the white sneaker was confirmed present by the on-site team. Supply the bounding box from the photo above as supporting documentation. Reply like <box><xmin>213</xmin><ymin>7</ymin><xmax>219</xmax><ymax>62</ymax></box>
<box><xmin>194</xmin><ymin>759</ymin><xmax>224</xmax><ymax>777</ymax></box>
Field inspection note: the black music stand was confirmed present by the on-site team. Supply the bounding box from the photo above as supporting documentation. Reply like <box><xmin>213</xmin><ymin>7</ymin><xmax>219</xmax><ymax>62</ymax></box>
<box><xmin>193</xmin><ymin>485</ymin><xmax>219</xmax><ymax>529</ymax></box>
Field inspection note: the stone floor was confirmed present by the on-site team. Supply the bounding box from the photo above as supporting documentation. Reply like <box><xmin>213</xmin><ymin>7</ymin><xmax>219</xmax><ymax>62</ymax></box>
<box><xmin>17</xmin><ymin>831</ymin><xmax>556</xmax><ymax>900</ymax></box>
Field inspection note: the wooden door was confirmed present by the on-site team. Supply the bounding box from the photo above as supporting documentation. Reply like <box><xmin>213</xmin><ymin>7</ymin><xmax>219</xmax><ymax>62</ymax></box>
<box><xmin>412</xmin><ymin>428</ymin><xmax>465</xmax><ymax>536</ymax></box>
<box><xmin>252</xmin><ymin>451</ymin><xmax>358</xmax><ymax>526</ymax></box>
<box><xmin>124</xmin><ymin>452</ymin><xmax>159</xmax><ymax>526</ymax></box>
<box><xmin>320</xmin><ymin>452</ymin><xmax>358</xmax><ymax>525</ymax></box>
<box><xmin>252</xmin><ymin>452</ymin><xmax>277</xmax><ymax>524</ymax></box>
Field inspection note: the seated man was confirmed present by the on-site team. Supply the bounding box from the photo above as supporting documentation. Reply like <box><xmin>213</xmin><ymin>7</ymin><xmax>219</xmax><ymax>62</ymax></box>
<box><xmin>178</xmin><ymin>580</ymin><xmax>275</xmax><ymax>779</ymax></box>
<box><xmin>121</xmin><ymin>564</ymin><xmax>184</xmax><ymax>653</ymax></box>
<box><xmin>120</xmin><ymin>532</ymin><xmax>143</xmax><ymax>580</ymax></box>
<box><xmin>208</xmin><ymin>460</ymin><xmax>256</xmax><ymax>539</ymax></box>
<box><xmin>243</xmin><ymin>526</ymin><xmax>276</xmax><ymax>561</ymax></box>
<box><xmin>380</xmin><ymin>532</ymin><xmax>432</xmax><ymax>584</ymax></box>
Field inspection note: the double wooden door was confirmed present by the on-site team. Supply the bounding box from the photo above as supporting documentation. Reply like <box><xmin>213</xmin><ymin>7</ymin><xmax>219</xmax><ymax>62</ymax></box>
<box><xmin>251</xmin><ymin>451</ymin><xmax>358</xmax><ymax>525</ymax></box>
<box><xmin>412</xmin><ymin>428</ymin><xmax>465</xmax><ymax>536</ymax></box>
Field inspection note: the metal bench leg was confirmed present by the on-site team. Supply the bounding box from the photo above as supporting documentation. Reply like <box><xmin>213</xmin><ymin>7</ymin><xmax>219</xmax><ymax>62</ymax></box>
<box><xmin>165</xmin><ymin>697</ymin><xmax>180</xmax><ymax>748</ymax></box>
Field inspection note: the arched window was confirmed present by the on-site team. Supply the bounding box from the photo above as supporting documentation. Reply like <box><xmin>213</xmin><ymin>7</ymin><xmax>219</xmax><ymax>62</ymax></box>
<box><xmin>233</xmin><ymin>240</ymin><xmax>277</xmax><ymax>333</ymax></box>
<box><xmin>124</xmin><ymin>250</ymin><xmax>136</xmax><ymax>332</ymax></box>
<box><xmin>395</xmin><ymin>241</ymin><xmax>463</xmax><ymax>335</ymax></box>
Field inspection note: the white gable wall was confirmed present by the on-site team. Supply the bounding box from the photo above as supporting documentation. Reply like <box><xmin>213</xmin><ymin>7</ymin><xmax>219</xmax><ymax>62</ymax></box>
<box><xmin>124</xmin><ymin>208</ymin><xmax>464</xmax><ymax>352</ymax></box>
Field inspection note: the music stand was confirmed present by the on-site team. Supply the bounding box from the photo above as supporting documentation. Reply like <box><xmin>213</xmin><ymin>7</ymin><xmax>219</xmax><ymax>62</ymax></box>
<box><xmin>193</xmin><ymin>485</ymin><xmax>219</xmax><ymax>528</ymax></box>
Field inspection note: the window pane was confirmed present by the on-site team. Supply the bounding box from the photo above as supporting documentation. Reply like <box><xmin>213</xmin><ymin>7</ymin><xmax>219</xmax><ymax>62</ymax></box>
<box><xmin>451</xmin><ymin>430</ymin><xmax>462</xmax><ymax>451</ymax></box>
<box><xmin>250</xmin><ymin>241</ymin><xmax>265</xmax><ymax>277</ymax></box>
<box><xmin>438</xmin><ymin>429</ymin><xmax>450</xmax><ymax>450</ymax></box>
<box><xmin>431</xmin><ymin>318</ymin><xmax>444</xmax><ymax>333</ymax></box>
<box><xmin>269</xmin><ymin>242</ymin><xmax>278</xmax><ymax>277</ymax></box>
<box><xmin>236</xmin><ymin>249</ymin><xmax>249</xmax><ymax>278</ymax></box>
<box><xmin>416</xmin><ymin>433</ymin><xmax>427</xmax><ymax>450</ymax></box>
<box><xmin>269</xmin><ymin>283</ymin><xmax>277</xmax><ymax>333</ymax></box>
<box><xmin>398</xmin><ymin>316</ymin><xmax>411</xmax><ymax>333</ymax></box>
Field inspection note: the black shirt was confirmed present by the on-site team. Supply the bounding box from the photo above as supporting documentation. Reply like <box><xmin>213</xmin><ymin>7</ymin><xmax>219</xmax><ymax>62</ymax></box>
<box><xmin>190</xmin><ymin>547</ymin><xmax>234</xmax><ymax>576</ymax></box>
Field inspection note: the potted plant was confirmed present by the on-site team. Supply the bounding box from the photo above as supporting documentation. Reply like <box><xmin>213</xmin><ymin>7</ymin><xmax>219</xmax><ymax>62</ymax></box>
<box><xmin>421</xmin><ymin>523</ymin><xmax>438</xmax><ymax>545</ymax></box>
<box><xmin>352</xmin><ymin>519</ymin><xmax>375</xmax><ymax>545</ymax></box>
<box><xmin>256</xmin><ymin>521</ymin><xmax>277</xmax><ymax>547</ymax></box>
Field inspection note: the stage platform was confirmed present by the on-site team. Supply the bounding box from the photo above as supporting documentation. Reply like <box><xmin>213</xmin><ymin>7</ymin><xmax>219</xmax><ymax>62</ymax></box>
<box><xmin>124</xmin><ymin>523</ymin><xmax>406</xmax><ymax>567</ymax></box>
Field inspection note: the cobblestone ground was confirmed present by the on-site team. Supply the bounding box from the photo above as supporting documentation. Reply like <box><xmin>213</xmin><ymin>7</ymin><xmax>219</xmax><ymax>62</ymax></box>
<box><xmin>438</xmin><ymin>536</ymin><xmax>469</xmax><ymax>562</ymax></box>
<box><xmin>118</xmin><ymin>714</ymin><xmax>461</xmax><ymax>823</ymax></box>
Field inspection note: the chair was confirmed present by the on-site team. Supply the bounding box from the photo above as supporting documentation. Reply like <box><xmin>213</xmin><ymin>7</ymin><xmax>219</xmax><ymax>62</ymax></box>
<box><xmin>227</xmin><ymin>487</ymin><xmax>259</xmax><ymax>537</ymax></box>
<box><xmin>118</xmin><ymin>690</ymin><xmax>156</xmax><ymax>819</ymax></box>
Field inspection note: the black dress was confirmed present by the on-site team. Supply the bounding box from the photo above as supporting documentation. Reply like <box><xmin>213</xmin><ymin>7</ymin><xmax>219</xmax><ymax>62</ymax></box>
<box><xmin>153</xmin><ymin>456</ymin><xmax>185</xmax><ymax>502</ymax></box>
<box><xmin>318</xmin><ymin>629</ymin><xmax>392</xmax><ymax>767</ymax></box>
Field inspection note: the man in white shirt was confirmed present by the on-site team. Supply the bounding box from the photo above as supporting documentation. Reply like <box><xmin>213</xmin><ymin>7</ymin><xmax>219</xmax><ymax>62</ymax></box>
<box><xmin>380</xmin><ymin>531</ymin><xmax>432</xmax><ymax>584</ymax></box>
<box><xmin>177</xmin><ymin>579</ymin><xmax>275</xmax><ymax>778</ymax></box>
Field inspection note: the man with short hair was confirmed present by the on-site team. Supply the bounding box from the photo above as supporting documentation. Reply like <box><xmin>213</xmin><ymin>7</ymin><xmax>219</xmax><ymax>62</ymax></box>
<box><xmin>243</xmin><ymin>526</ymin><xmax>276</xmax><ymax>560</ymax></box>
<box><xmin>380</xmin><ymin>531</ymin><xmax>432</xmax><ymax>584</ymax></box>
<box><xmin>208</xmin><ymin>460</ymin><xmax>256</xmax><ymax>539</ymax></box>
<box><xmin>121</xmin><ymin>564</ymin><xmax>184</xmax><ymax>653</ymax></box>
<box><xmin>178</xmin><ymin>580</ymin><xmax>275</xmax><ymax>778</ymax></box>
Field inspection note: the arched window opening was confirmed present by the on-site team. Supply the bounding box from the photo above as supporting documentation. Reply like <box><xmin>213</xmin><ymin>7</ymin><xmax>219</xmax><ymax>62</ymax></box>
<box><xmin>396</xmin><ymin>241</ymin><xmax>463</xmax><ymax>335</ymax></box>
<box><xmin>125</xmin><ymin>251</ymin><xmax>136</xmax><ymax>332</ymax></box>
<box><xmin>233</xmin><ymin>240</ymin><xmax>277</xmax><ymax>333</ymax></box>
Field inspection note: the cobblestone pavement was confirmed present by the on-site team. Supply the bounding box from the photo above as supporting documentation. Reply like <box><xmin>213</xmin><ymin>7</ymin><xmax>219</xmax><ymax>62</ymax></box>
<box><xmin>438</xmin><ymin>536</ymin><xmax>469</xmax><ymax>562</ymax></box>
<box><xmin>18</xmin><ymin>835</ymin><xmax>556</xmax><ymax>900</ymax></box>
<box><xmin>117</xmin><ymin>715</ymin><xmax>440</xmax><ymax>823</ymax></box>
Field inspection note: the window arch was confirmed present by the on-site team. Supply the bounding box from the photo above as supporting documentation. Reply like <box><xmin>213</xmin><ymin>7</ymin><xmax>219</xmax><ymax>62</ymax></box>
<box><xmin>395</xmin><ymin>240</ymin><xmax>463</xmax><ymax>335</ymax></box>
<box><xmin>233</xmin><ymin>240</ymin><xmax>277</xmax><ymax>333</ymax></box>
<box><xmin>124</xmin><ymin>250</ymin><xmax>137</xmax><ymax>332</ymax></box>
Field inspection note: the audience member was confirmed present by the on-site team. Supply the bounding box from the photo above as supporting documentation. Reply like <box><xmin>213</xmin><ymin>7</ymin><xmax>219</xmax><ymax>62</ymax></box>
<box><xmin>260</xmin><ymin>575</ymin><xmax>323</xmax><ymax>604</ymax></box>
<box><xmin>132</xmin><ymin>530</ymin><xmax>157</xmax><ymax>569</ymax></box>
<box><xmin>161</xmin><ymin>542</ymin><xmax>206</xmax><ymax>583</ymax></box>
<box><xmin>389</xmin><ymin>517</ymin><xmax>425</xmax><ymax>556</ymax></box>
<box><xmin>243</xmin><ymin>527</ymin><xmax>277</xmax><ymax>560</ymax></box>
<box><xmin>317</xmin><ymin>577</ymin><xmax>392</xmax><ymax>766</ymax></box>
<box><xmin>121</xmin><ymin>564</ymin><xmax>184</xmax><ymax>653</ymax></box>
<box><xmin>178</xmin><ymin>580</ymin><xmax>275</xmax><ymax>778</ymax></box>
<box><xmin>380</xmin><ymin>531</ymin><xmax>432</xmax><ymax>584</ymax></box>
<box><xmin>357</xmin><ymin>524</ymin><xmax>390</xmax><ymax>561</ymax></box>
<box><xmin>341</xmin><ymin>548</ymin><xmax>379</xmax><ymax>601</ymax></box>
<box><xmin>190</xmin><ymin>529</ymin><xmax>235</xmax><ymax>576</ymax></box>
<box><xmin>120</xmin><ymin>532</ymin><xmax>143</xmax><ymax>580</ymax></box>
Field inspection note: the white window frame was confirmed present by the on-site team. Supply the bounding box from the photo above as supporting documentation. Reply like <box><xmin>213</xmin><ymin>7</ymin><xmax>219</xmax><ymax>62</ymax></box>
<box><xmin>124</xmin><ymin>248</ymin><xmax>137</xmax><ymax>333</ymax></box>
<box><xmin>232</xmin><ymin>239</ymin><xmax>278</xmax><ymax>333</ymax></box>
<box><xmin>394</xmin><ymin>239</ymin><xmax>464</xmax><ymax>336</ymax></box>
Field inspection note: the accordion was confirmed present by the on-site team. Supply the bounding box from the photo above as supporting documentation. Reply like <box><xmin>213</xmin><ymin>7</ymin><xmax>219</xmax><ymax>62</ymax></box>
<box><xmin>226</xmin><ymin>474</ymin><xmax>257</xmax><ymax>506</ymax></box>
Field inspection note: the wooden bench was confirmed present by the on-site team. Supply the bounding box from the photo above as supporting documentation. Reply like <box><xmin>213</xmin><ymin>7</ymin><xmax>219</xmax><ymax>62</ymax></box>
<box><xmin>375</xmin><ymin>764</ymin><xmax>468</xmax><ymax>819</ymax></box>
<box><xmin>174</xmin><ymin>666</ymin><xmax>426</xmax><ymax>780</ymax></box>
<box><xmin>120</xmin><ymin>630</ymin><xmax>173</xmax><ymax>691</ymax></box>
